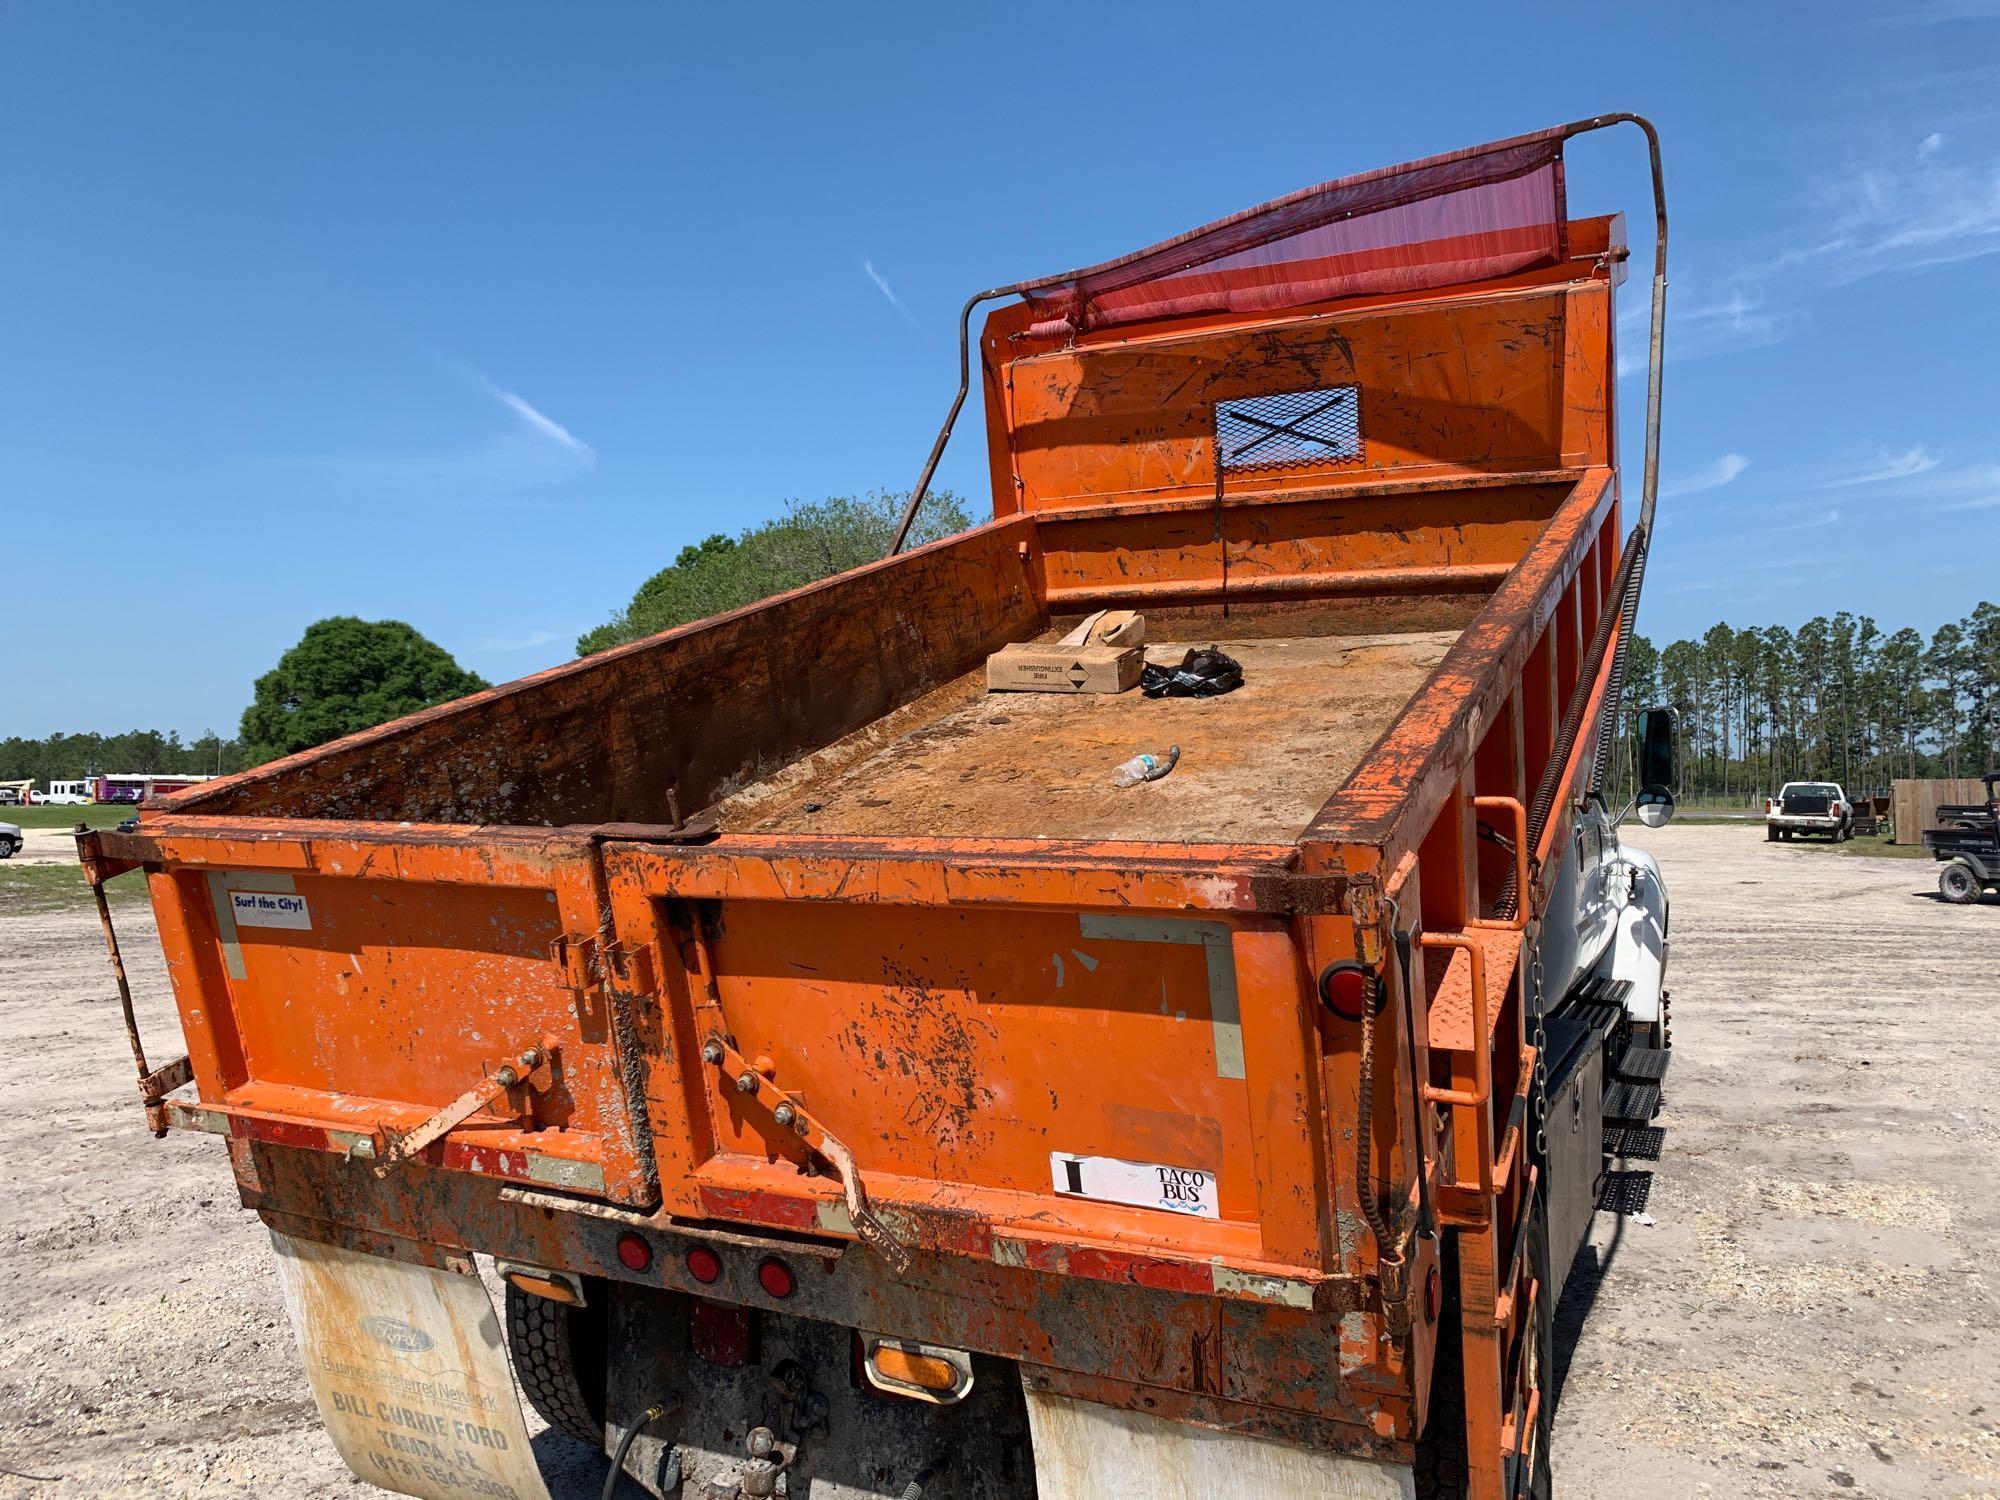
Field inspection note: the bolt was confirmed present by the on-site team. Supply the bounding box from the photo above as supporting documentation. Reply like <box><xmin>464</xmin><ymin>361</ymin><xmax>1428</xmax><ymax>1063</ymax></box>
<box><xmin>519</xmin><ymin>1047</ymin><xmax>543</xmax><ymax>1070</ymax></box>
<box><xmin>701</xmin><ymin>1041</ymin><xmax>724</xmax><ymax>1066</ymax></box>
<box><xmin>746</xmin><ymin>1426</ymin><xmax>777</xmax><ymax>1459</ymax></box>
<box><xmin>773</xmin><ymin>1103</ymin><xmax>796</xmax><ymax>1128</ymax></box>
<box><xmin>736</xmin><ymin>1071</ymin><xmax>760</xmax><ymax>1095</ymax></box>
<box><xmin>495</xmin><ymin>1066</ymin><xmax>519</xmax><ymax>1089</ymax></box>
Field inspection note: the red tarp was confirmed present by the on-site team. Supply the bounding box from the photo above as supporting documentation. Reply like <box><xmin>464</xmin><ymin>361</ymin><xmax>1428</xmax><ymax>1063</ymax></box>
<box><xmin>1023</xmin><ymin>127</ymin><xmax>1570</xmax><ymax>336</ymax></box>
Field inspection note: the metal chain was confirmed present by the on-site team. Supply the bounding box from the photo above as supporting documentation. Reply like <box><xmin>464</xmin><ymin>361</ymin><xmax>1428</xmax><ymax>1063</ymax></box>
<box><xmin>1530</xmin><ymin>922</ymin><xmax>1549</xmax><ymax>1161</ymax></box>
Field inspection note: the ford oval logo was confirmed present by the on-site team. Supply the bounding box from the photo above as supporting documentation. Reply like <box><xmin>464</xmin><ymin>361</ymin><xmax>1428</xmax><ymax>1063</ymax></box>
<box><xmin>360</xmin><ymin>1316</ymin><xmax>434</xmax><ymax>1354</ymax></box>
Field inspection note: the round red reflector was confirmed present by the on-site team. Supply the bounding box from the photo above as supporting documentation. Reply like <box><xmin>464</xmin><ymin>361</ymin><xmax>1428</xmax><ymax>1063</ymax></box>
<box><xmin>1425</xmin><ymin>1264</ymin><xmax>1442</xmax><ymax>1325</ymax></box>
<box><xmin>1319</xmin><ymin>963</ymin><xmax>1378</xmax><ymax>1022</ymax></box>
<box><xmin>757</xmin><ymin>1257</ymin><xmax>796</xmax><ymax>1299</ymax></box>
<box><xmin>685</xmin><ymin>1246</ymin><xmax>723</xmax><ymax>1284</ymax></box>
<box><xmin>616</xmin><ymin>1232</ymin><xmax>653</xmax><ymax>1273</ymax></box>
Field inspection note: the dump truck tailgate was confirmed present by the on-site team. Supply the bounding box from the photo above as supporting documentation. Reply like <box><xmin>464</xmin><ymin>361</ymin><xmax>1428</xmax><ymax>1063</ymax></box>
<box><xmin>607</xmin><ymin>854</ymin><xmax>1329</xmax><ymax>1273</ymax></box>
<box><xmin>133</xmin><ymin>826</ymin><xmax>661</xmax><ymax>1207</ymax></box>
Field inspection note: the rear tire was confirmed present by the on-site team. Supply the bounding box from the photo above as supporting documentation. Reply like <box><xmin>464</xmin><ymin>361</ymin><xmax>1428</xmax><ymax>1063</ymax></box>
<box><xmin>1414</xmin><ymin>1205</ymin><xmax>1554</xmax><ymax>1500</ymax></box>
<box><xmin>0</xmin><ymin>838</ymin><xmax>16</xmax><ymax>859</ymax></box>
<box><xmin>1415</xmin><ymin>1241</ymin><xmax>1466</xmax><ymax>1500</ymax></box>
<box><xmin>1940</xmin><ymin>863</ymin><xmax>1981</xmax><ymax>906</ymax></box>
<box><xmin>1523</xmin><ymin>1208</ymin><xmax>1555</xmax><ymax>1500</ymax></box>
<box><xmin>1765</xmin><ymin>826</ymin><xmax>1778</xmax><ymax>842</ymax></box>
<box><xmin>504</xmin><ymin>1277</ymin><xmax>609</xmax><ymax>1449</ymax></box>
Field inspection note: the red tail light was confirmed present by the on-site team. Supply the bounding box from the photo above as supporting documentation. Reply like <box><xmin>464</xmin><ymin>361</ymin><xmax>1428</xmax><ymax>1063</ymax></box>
<box><xmin>1317</xmin><ymin>962</ymin><xmax>1381</xmax><ymax>1022</ymax></box>
<box><xmin>685</xmin><ymin>1246</ymin><xmax>723</xmax><ymax>1284</ymax></box>
<box><xmin>757</xmin><ymin>1257</ymin><xmax>796</xmax><ymax>1299</ymax></box>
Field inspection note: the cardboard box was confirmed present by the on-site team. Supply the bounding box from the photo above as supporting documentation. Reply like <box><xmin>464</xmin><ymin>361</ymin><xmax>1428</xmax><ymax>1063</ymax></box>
<box><xmin>986</xmin><ymin>642</ymin><xmax>1145</xmax><ymax>694</ymax></box>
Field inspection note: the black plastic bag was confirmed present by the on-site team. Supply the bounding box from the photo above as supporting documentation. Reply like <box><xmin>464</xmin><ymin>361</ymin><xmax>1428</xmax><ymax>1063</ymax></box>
<box><xmin>1140</xmin><ymin>648</ymin><xmax>1243</xmax><ymax>699</ymax></box>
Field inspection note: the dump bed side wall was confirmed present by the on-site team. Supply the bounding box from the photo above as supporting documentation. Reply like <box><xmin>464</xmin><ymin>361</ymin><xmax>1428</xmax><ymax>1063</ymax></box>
<box><xmin>164</xmin><ymin>514</ymin><xmax>1043</xmax><ymax>828</ymax></box>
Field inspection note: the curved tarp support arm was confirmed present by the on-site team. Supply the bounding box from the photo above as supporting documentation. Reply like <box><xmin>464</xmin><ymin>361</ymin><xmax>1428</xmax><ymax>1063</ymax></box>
<box><xmin>886</xmin><ymin>287</ymin><xmax>1017</xmax><ymax>557</ymax></box>
<box><xmin>1563</xmin><ymin>114</ymin><xmax>1668</xmax><ymax>793</ymax></box>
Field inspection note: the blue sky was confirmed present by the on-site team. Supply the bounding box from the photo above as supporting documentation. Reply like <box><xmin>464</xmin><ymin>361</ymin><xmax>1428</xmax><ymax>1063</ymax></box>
<box><xmin>5</xmin><ymin>3</ymin><xmax>1998</xmax><ymax>739</ymax></box>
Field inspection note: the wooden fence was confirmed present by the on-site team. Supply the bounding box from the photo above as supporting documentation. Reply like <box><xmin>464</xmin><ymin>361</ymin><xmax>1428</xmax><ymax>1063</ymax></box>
<box><xmin>1892</xmin><ymin>779</ymin><xmax>1994</xmax><ymax>843</ymax></box>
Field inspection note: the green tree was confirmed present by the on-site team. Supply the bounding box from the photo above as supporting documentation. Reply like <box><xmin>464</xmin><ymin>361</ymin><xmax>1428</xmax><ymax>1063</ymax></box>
<box><xmin>241</xmin><ymin>617</ymin><xmax>487</xmax><ymax>761</ymax></box>
<box><xmin>578</xmin><ymin>490</ymin><xmax>973</xmax><ymax>655</ymax></box>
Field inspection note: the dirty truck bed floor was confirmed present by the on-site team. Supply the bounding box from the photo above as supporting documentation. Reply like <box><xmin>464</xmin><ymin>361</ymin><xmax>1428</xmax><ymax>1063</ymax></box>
<box><xmin>719</xmin><ymin>630</ymin><xmax>1459</xmax><ymax>845</ymax></box>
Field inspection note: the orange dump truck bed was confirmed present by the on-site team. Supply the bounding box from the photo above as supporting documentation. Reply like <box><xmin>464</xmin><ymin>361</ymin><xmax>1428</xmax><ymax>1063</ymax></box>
<box><xmin>83</xmin><ymin>117</ymin><xmax>1667</xmax><ymax>1500</ymax></box>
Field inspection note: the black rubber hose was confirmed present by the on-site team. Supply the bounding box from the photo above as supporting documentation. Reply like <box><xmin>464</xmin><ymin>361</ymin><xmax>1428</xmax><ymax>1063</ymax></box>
<box><xmin>603</xmin><ymin>1400</ymin><xmax>672</xmax><ymax>1500</ymax></box>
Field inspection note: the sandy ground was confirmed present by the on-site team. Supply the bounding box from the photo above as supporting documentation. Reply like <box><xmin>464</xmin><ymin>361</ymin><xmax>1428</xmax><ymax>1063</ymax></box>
<box><xmin>1</xmin><ymin>823</ymin><xmax>1995</xmax><ymax>1498</ymax></box>
<box><xmin>1552</xmin><ymin>823</ymin><xmax>2000</xmax><ymax>1498</ymax></box>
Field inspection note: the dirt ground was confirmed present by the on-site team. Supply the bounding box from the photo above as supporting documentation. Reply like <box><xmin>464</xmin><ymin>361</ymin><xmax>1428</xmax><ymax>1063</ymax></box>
<box><xmin>3</xmin><ymin>826</ymin><xmax>100</xmax><ymax>866</ymax></box>
<box><xmin>1551</xmin><ymin>823</ymin><xmax>2000</xmax><ymax>1498</ymax></box>
<box><xmin>2</xmin><ymin>823</ymin><xmax>1996</xmax><ymax>1498</ymax></box>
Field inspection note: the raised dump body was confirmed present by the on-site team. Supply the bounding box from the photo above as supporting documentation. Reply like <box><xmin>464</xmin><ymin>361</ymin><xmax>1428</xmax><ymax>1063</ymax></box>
<box><xmin>83</xmin><ymin>117</ymin><xmax>1673</xmax><ymax>1500</ymax></box>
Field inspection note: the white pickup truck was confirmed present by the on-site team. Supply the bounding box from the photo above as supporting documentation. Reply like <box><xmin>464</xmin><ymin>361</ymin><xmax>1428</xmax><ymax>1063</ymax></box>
<box><xmin>1766</xmin><ymin>781</ymin><xmax>1853</xmax><ymax>842</ymax></box>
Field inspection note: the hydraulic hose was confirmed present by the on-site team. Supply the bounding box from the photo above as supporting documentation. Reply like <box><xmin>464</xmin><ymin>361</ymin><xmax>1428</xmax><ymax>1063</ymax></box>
<box><xmin>603</xmin><ymin>1400</ymin><xmax>674</xmax><ymax>1500</ymax></box>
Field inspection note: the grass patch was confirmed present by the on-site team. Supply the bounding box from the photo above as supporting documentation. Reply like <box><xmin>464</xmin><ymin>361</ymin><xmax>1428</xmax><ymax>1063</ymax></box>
<box><xmin>1</xmin><ymin>804</ymin><xmax>136</xmax><ymax>830</ymax></box>
<box><xmin>1773</xmin><ymin>830</ymin><xmax>1931</xmax><ymax>861</ymax></box>
<box><xmin>0</xmin><ymin>861</ymin><xmax>148</xmax><ymax>916</ymax></box>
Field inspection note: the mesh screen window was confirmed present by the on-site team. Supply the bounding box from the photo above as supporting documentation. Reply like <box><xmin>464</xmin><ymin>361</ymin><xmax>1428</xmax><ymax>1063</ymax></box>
<box><xmin>1215</xmin><ymin>385</ymin><xmax>1363</xmax><ymax>473</ymax></box>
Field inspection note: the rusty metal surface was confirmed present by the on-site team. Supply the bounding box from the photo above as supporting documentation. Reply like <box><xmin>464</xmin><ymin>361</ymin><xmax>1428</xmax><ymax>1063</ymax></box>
<box><xmin>734</xmin><ymin>630</ymin><xmax>1459</xmax><ymax>844</ymax></box>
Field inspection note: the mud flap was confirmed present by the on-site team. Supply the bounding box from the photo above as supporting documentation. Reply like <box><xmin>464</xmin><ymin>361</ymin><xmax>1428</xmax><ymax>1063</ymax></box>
<box><xmin>1024</xmin><ymin>1390</ymin><xmax>1414</xmax><ymax>1500</ymax></box>
<box><xmin>270</xmin><ymin>1231</ymin><xmax>554</xmax><ymax>1500</ymax></box>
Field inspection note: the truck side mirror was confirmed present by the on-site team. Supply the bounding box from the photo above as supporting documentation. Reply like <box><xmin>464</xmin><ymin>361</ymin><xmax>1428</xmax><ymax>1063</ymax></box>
<box><xmin>1633</xmin><ymin>706</ymin><xmax>1678</xmax><ymax>827</ymax></box>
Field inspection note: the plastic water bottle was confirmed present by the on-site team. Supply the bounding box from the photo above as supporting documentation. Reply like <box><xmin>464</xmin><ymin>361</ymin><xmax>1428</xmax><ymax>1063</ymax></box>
<box><xmin>1112</xmin><ymin>744</ymin><xmax>1181</xmax><ymax>788</ymax></box>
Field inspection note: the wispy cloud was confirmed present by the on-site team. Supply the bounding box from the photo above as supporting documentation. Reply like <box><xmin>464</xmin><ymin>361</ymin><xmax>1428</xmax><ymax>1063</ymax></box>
<box><xmin>1865</xmin><ymin>459</ymin><xmax>2000</xmax><ymax>510</ymax></box>
<box><xmin>1734</xmin><ymin>552</ymin><xmax>1848</xmax><ymax>573</ymax></box>
<box><xmin>1662</xmin><ymin>452</ymin><xmax>1751</xmax><ymax>497</ymax></box>
<box><xmin>1771</xmin><ymin>506</ymin><xmax>1843</xmax><ymax>532</ymax></box>
<box><xmin>1853</xmin><ymin>0</ymin><xmax>2000</xmax><ymax>27</ymax></box>
<box><xmin>1928</xmin><ymin>478</ymin><xmax>2000</xmax><ymax>520</ymax></box>
<box><xmin>1812</xmin><ymin>446</ymin><xmax>1940</xmax><ymax>487</ymax></box>
<box><xmin>862</xmin><ymin>260</ymin><xmax>922</xmax><ymax>328</ymax></box>
<box><xmin>477</xmin><ymin>377</ymin><xmax>593</xmax><ymax>459</ymax></box>
<box><xmin>1617</xmin><ymin>288</ymin><xmax>1796</xmax><ymax>377</ymax></box>
<box><xmin>1789</xmin><ymin>151</ymin><xmax>2000</xmax><ymax>283</ymax></box>
<box><xmin>475</xmin><ymin>627</ymin><xmax>576</xmax><ymax>652</ymax></box>
<box><xmin>1621</xmin><ymin>116</ymin><xmax>2000</xmax><ymax>378</ymax></box>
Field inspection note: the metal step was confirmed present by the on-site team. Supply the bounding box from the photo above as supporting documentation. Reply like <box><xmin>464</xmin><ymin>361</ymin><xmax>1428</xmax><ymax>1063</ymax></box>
<box><xmin>1616</xmin><ymin>1044</ymin><xmax>1669</xmax><ymax>1083</ymax></box>
<box><xmin>1602</xmin><ymin>1124</ymin><xmax>1665</xmax><ymax>1160</ymax></box>
<box><xmin>1602</xmin><ymin>1079</ymin><xmax>1660</xmax><ymax>1124</ymax></box>
<box><xmin>1598</xmin><ymin>1168</ymin><xmax>1653</xmax><ymax>1216</ymax></box>
<box><xmin>1574</xmin><ymin>975</ymin><xmax>1634</xmax><ymax>1009</ymax></box>
<box><xmin>1567</xmin><ymin>999</ymin><xmax>1624</xmax><ymax>1037</ymax></box>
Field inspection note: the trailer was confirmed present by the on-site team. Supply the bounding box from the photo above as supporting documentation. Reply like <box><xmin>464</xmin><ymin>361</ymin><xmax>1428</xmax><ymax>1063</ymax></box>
<box><xmin>79</xmin><ymin>115</ymin><xmax>1675</xmax><ymax>1500</ymax></box>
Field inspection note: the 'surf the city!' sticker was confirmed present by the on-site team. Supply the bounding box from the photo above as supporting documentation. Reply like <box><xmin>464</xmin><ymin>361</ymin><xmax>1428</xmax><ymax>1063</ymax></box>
<box><xmin>1050</xmin><ymin>1152</ymin><xmax>1219</xmax><ymax>1219</ymax></box>
<box><xmin>228</xmin><ymin>889</ymin><xmax>312</xmax><ymax>930</ymax></box>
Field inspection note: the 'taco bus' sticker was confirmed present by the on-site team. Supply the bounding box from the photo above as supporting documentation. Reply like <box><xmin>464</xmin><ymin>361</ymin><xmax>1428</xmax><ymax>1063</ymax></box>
<box><xmin>1050</xmin><ymin>1152</ymin><xmax>1219</xmax><ymax>1219</ymax></box>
